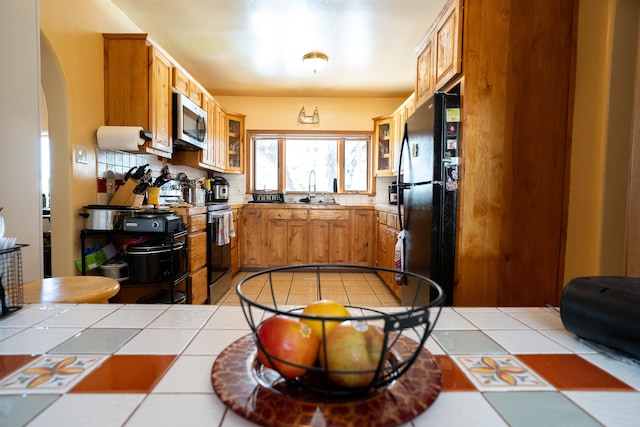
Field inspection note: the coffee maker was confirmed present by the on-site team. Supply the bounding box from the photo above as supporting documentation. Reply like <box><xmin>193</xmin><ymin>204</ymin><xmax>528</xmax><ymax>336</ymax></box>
<box><xmin>207</xmin><ymin>176</ymin><xmax>229</xmax><ymax>203</ymax></box>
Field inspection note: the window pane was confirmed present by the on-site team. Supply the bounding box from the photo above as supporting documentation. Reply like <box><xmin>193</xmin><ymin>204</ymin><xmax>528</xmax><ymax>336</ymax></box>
<box><xmin>344</xmin><ymin>139</ymin><xmax>369</xmax><ymax>191</ymax></box>
<box><xmin>254</xmin><ymin>139</ymin><xmax>279</xmax><ymax>191</ymax></box>
<box><xmin>285</xmin><ymin>140</ymin><xmax>337</xmax><ymax>192</ymax></box>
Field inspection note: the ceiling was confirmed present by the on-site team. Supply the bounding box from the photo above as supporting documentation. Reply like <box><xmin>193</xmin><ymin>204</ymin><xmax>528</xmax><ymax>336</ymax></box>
<box><xmin>111</xmin><ymin>0</ymin><xmax>447</xmax><ymax>98</ymax></box>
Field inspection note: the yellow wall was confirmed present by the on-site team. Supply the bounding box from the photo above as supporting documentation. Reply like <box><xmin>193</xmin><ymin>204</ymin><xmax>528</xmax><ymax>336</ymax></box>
<box><xmin>39</xmin><ymin>0</ymin><xmax>143</xmax><ymax>276</ymax></box>
<box><xmin>564</xmin><ymin>0</ymin><xmax>638</xmax><ymax>283</ymax></box>
<box><xmin>216</xmin><ymin>96</ymin><xmax>403</xmax><ymax>131</ymax></box>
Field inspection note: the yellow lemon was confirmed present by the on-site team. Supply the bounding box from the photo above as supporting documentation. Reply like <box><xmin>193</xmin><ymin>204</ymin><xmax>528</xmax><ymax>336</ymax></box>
<box><xmin>301</xmin><ymin>300</ymin><xmax>351</xmax><ymax>341</ymax></box>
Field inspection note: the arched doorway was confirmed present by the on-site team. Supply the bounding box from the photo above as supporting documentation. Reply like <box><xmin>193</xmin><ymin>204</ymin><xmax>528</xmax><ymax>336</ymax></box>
<box><xmin>40</xmin><ymin>32</ymin><xmax>75</xmax><ymax>277</ymax></box>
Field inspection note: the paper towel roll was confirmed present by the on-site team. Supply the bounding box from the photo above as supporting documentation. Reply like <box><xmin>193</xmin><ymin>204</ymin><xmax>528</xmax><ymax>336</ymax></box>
<box><xmin>97</xmin><ymin>126</ymin><xmax>146</xmax><ymax>151</ymax></box>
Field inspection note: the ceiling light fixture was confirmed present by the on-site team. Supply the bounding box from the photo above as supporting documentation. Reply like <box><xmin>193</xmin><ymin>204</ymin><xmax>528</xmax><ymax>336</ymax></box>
<box><xmin>302</xmin><ymin>51</ymin><xmax>328</xmax><ymax>73</ymax></box>
<box><xmin>298</xmin><ymin>106</ymin><xmax>320</xmax><ymax>124</ymax></box>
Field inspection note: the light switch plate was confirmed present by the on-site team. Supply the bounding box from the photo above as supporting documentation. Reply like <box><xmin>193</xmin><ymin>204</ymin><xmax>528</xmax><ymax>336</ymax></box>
<box><xmin>75</xmin><ymin>145</ymin><xmax>88</xmax><ymax>164</ymax></box>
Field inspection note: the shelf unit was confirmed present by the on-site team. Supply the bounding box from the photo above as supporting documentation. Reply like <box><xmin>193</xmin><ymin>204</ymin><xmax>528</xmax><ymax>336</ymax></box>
<box><xmin>80</xmin><ymin>229</ymin><xmax>189</xmax><ymax>304</ymax></box>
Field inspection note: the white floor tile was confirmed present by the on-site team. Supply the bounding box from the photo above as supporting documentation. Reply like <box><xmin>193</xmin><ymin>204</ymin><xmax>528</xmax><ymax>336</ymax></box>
<box><xmin>537</xmin><ymin>329</ymin><xmax>598</xmax><ymax>353</ymax></box>
<box><xmin>503</xmin><ymin>309</ymin><xmax>564</xmax><ymax>330</ymax></box>
<box><xmin>183</xmin><ymin>329</ymin><xmax>250</xmax><ymax>356</ymax></box>
<box><xmin>115</xmin><ymin>328</ymin><xmax>199</xmax><ymax>354</ymax></box>
<box><xmin>0</xmin><ymin>327</ymin><xmax>83</xmax><ymax>354</ymax></box>
<box><xmin>27</xmin><ymin>393</ymin><xmax>145</xmax><ymax>427</ymax></box>
<box><xmin>126</xmin><ymin>393</ymin><xmax>226</xmax><ymax>427</ymax></box>
<box><xmin>412</xmin><ymin>391</ymin><xmax>508</xmax><ymax>426</ymax></box>
<box><xmin>483</xmin><ymin>330</ymin><xmax>572</xmax><ymax>354</ymax></box>
<box><xmin>563</xmin><ymin>391</ymin><xmax>640</xmax><ymax>427</ymax></box>
<box><xmin>92</xmin><ymin>308</ymin><xmax>165</xmax><ymax>328</ymax></box>
<box><xmin>0</xmin><ymin>304</ymin><xmax>69</xmax><ymax>327</ymax></box>
<box><xmin>203</xmin><ymin>305</ymin><xmax>257</xmax><ymax>329</ymax></box>
<box><xmin>147</xmin><ymin>308</ymin><xmax>214</xmax><ymax>329</ymax></box>
<box><xmin>35</xmin><ymin>306</ymin><xmax>119</xmax><ymax>328</ymax></box>
<box><xmin>432</xmin><ymin>310</ymin><xmax>477</xmax><ymax>330</ymax></box>
<box><xmin>457</xmin><ymin>311</ymin><xmax>529</xmax><ymax>330</ymax></box>
<box><xmin>152</xmin><ymin>355</ymin><xmax>217</xmax><ymax>393</ymax></box>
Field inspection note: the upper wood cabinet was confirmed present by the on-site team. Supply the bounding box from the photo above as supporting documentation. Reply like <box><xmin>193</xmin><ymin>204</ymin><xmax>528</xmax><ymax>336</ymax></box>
<box><xmin>226</xmin><ymin>113</ymin><xmax>245</xmax><ymax>173</ymax></box>
<box><xmin>415</xmin><ymin>0</ymin><xmax>463</xmax><ymax>107</ymax></box>
<box><xmin>374</xmin><ymin>116</ymin><xmax>393</xmax><ymax>176</ymax></box>
<box><xmin>172</xmin><ymin>67</ymin><xmax>202</xmax><ymax>107</ymax></box>
<box><xmin>103</xmin><ymin>34</ymin><xmax>173</xmax><ymax>157</ymax></box>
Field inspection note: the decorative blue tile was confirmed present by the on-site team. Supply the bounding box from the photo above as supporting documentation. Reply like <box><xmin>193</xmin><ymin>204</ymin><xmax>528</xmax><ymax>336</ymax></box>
<box><xmin>49</xmin><ymin>328</ymin><xmax>140</xmax><ymax>354</ymax></box>
<box><xmin>432</xmin><ymin>330</ymin><xmax>507</xmax><ymax>355</ymax></box>
<box><xmin>484</xmin><ymin>391</ymin><xmax>602</xmax><ymax>427</ymax></box>
<box><xmin>0</xmin><ymin>394</ymin><xmax>59</xmax><ymax>426</ymax></box>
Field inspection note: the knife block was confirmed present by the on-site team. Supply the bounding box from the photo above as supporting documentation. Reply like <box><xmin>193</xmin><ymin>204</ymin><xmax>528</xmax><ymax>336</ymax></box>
<box><xmin>109</xmin><ymin>180</ymin><xmax>144</xmax><ymax>207</ymax></box>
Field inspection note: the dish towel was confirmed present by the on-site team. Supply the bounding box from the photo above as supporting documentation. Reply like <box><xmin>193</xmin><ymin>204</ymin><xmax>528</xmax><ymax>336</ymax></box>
<box><xmin>216</xmin><ymin>212</ymin><xmax>236</xmax><ymax>246</ymax></box>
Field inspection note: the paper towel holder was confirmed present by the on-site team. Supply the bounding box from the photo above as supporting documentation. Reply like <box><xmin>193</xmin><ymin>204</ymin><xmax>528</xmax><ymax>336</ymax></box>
<box><xmin>96</xmin><ymin>126</ymin><xmax>153</xmax><ymax>151</ymax></box>
<box><xmin>139</xmin><ymin>130</ymin><xmax>152</xmax><ymax>141</ymax></box>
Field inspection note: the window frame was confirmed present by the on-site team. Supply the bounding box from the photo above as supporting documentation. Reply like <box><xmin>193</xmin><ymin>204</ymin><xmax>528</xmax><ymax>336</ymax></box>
<box><xmin>246</xmin><ymin>130</ymin><xmax>375</xmax><ymax>195</ymax></box>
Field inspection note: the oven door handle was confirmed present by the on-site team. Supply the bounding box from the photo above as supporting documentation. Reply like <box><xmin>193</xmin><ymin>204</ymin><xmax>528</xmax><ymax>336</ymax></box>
<box><xmin>208</xmin><ymin>211</ymin><xmax>230</xmax><ymax>222</ymax></box>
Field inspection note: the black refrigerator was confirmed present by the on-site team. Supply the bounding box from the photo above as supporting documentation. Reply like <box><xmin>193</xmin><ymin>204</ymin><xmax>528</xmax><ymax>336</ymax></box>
<box><xmin>398</xmin><ymin>92</ymin><xmax>460</xmax><ymax>306</ymax></box>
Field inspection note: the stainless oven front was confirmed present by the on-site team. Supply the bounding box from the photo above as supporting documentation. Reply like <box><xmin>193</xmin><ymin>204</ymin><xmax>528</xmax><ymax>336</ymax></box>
<box><xmin>206</xmin><ymin>204</ymin><xmax>232</xmax><ymax>304</ymax></box>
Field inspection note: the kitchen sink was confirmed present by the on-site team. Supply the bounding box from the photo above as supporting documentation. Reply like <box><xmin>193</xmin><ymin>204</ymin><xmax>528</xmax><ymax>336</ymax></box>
<box><xmin>283</xmin><ymin>201</ymin><xmax>340</xmax><ymax>205</ymax></box>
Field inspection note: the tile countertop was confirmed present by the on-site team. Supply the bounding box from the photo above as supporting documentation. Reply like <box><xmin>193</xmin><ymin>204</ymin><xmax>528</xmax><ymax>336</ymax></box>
<box><xmin>0</xmin><ymin>305</ymin><xmax>639</xmax><ymax>427</ymax></box>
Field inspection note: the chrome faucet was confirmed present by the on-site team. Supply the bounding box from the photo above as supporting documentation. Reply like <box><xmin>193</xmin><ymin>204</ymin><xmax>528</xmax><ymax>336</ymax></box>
<box><xmin>308</xmin><ymin>170</ymin><xmax>317</xmax><ymax>202</ymax></box>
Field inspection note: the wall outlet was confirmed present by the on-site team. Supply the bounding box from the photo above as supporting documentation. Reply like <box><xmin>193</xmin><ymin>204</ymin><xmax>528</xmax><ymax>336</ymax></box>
<box><xmin>75</xmin><ymin>145</ymin><xmax>88</xmax><ymax>164</ymax></box>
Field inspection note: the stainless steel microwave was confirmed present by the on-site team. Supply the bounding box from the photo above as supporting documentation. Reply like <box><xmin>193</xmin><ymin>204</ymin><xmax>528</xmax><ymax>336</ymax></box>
<box><xmin>173</xmin><ymin>92</ymin><xmax>207</xmax><ymax>150</ymax></box>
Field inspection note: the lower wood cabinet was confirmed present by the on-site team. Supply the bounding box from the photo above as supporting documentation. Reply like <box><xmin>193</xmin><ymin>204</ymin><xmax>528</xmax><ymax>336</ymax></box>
<box><xmin>241</xmin><ymin>208</ymin><xmax>263</xmax><ymax>267</ymax></box>
<box><xmin>376</xmin><ymin>211</ymin><xmax>402</xmax><ymax>299</ymax></box>
<box><xmin>266</xmin><ymin>209</ymin><xmax>308</xmax><ymax>266</ymax></box>
<box><xmin>309</xmin><ymin>210</ymin><xmax>350</xmax><ymax>264</ymax></box>
<box><xmin>351</xmin><ymin>209</ymin><xmax>375</xmax><ymax>266</ymax></box>
<box><xmin>185</xmin><ymin>212</ymin><xmax>208</xmax><ymax>304</ymax></box>
<box><xmin>241</xmin><ymin>206</ymin><xmax>375</xmax><ymax>268</ymax></box>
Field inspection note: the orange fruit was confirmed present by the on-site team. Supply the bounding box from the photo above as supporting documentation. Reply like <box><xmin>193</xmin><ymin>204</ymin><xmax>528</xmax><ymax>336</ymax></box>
<box><xmin>301</xmin><ymin>299</ymin><xmax>351</xmax><ymax>341</ymax></box>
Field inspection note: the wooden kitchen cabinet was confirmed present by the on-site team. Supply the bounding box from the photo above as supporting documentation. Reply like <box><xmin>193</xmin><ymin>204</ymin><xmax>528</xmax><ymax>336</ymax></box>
<box><xmin>186</xmin><ymin>213</ymin><xmax>208</xmax><ymax>304</ymax></box>
<box><xmin>213</xmin><ymin>105</ymin><xmax>227</xmax><ymax>171</ymax></box>
<box><xmin>374</xmin><ymin>116</ymin><xmax>394</xmax><ymax>176</ymax></box>
<box><xmin>265</xmin><ymin>209</ymin><xmax>308</xmax><ymax>266</ymax></box>
<box><xmin>241</xmin><ymin>208</ymin><xmax>263</xmax><ymax>267</ymax></box>
<box><xmin>415</xmin><ymin>0</ymin><xmax>463</xmax><ymax>107</ymax></box>
<box><xmin>103</xmin><ymin>34</ymin><xmax>173</xmax><ymax>157</ymax></box>
<box><xmin>226</xmin><ymin>113</ymin><xmax>245</xmax><ymax>173</ymax></box>
<box><xmin>375</xmin><ymin>211</ymin><xmax>402</xmax><ymax>299</ymax></box>
<box><xmin>350</xmin><ymin>209</ymin><xmax>375</xmax><ymax>266</ymax></box>
<box><xmin>172</xmin><ymin>67</ymin><xmax>202</xmax><ymax>107</ymax></box>
<box><xmin>390</xmin><ymin>93</ymin><xmax>416</xmax><ymax>163</ymax></box>
<box><xmin>240</xmin><ymin>206</ymin><xmax>376</xmax><ymax>269</ymax></box>
<box><xmin>308</xmin><ymin>210</ymin><xmax>350</xmax><ymax>264</ymax></box>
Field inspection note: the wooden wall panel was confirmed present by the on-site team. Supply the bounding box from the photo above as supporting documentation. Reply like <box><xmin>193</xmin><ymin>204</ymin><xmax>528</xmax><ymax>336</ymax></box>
<box><xmin>454</xmin><ymin>0</ymin><xmax>578</xmax><ymax>306</ymax></box>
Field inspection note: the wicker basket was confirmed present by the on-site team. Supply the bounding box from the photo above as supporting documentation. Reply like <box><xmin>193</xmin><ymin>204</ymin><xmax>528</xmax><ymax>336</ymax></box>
<box><xmin>237</xmin><ymin>264</ymin><xmax>444</xmax><ymax>396</ymax></box>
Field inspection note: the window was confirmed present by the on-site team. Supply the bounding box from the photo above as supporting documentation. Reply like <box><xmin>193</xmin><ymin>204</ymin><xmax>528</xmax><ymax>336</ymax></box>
<box><xmin>249</xmin><ymin>132</ymin><xmax>372</xmax><ymax>194</ymax></box>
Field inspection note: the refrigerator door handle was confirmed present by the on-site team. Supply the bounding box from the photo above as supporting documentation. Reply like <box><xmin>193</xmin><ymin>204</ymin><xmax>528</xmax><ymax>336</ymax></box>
<box><xmin>397</xmin><ymin>123</ymin><xmax>409</xmax><ymax>230</ymax></box>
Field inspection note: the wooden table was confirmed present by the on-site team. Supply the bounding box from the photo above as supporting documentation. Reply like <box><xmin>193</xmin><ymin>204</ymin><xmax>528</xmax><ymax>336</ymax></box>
<box><xmin>23</xmin><ymin>276</ymin><xmax>120</xmax><ymax>304</ymax></box>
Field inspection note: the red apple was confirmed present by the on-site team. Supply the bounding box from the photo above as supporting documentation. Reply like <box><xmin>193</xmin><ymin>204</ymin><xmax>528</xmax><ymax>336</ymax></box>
<box><xmin>318</xmin><ymin>320</ymin><xmax>385</xmax><ymax>388</ymax></box>
<box><xmin>256</xmin><ymin>315</ymin><xmax>320</xmax><ymax>379</ymax></box>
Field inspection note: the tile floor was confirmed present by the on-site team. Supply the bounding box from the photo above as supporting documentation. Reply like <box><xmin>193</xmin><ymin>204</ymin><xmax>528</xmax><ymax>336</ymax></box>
<box><xmin>219</xmin><ymin>271</ymin><xmax>401</xmax><ymax>307</ymax></box>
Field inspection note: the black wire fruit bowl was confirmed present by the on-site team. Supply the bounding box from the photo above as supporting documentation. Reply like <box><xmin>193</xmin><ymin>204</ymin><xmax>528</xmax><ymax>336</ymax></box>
<box><xmin>237</xmin><ymin>264</ymin><xmax>445</xmax><ymax>397</ymax></box>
